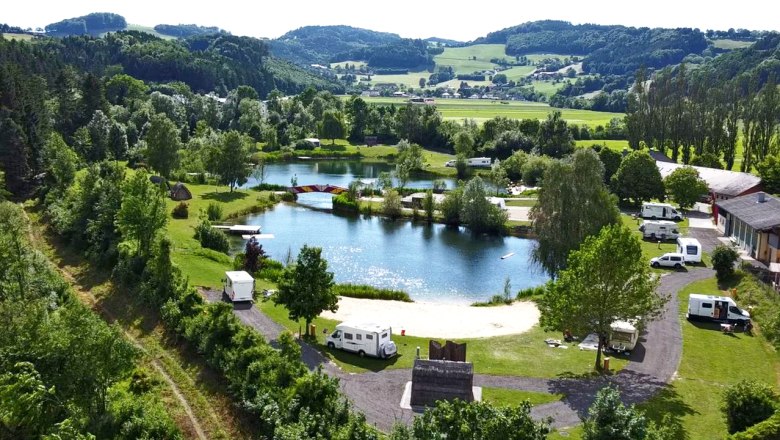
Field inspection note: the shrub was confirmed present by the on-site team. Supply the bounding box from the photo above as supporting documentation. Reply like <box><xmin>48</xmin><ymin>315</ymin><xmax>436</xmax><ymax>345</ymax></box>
<box><xmin>722</xmin><ymin>379</ymin><xmax>778</xmax><ymax>434</ymax></box>
<box><xmin>517</xmin><ymin>285</ymin><xmax>547</xmax><ymax>299</ymax></box>
<box><xmin>206</xmin><ymin>202</ymin><xmax>223</xmax><ymax>221</ymax></box>
<box><xmin>332</xmin><ymin>194</ymin><xmax>359</xmax><ymax>213</ymax></box>
<box><xmin>382</xmin><ymin>190</ymin><xmax>403</xmax><ymax>219</ymax></box>
<box><xmin>193</xmin><ymin>219</ymin><xmax>230</xmax><ymax>253</ymax></box>
<box><xmin>294</xmin><ymin>139</ymin><xmax>316</xmax><ymax>150</ymax></box>
<box><xmin>171</xmin><ymin>202</ymin><xmax>189</xmax><ymax>219</ymax></box>
<box><xmin>730</xmin><ymin>411</ymin><xmax>780</xmax><ymax>440</ymax></box>
<box><xmin>280</xmin><ymin>192</ymin><xmax>296</xmax><ymax>202</ymax></box>
<box><xmin>472</xmin><ymin>294</ymin><xmax>513</xmax><ymax>307</ymax></box>
<box><xmin>712</xmin><ymin>245</ymin><xmax>740</xmax><ymax>281</ymax></box>
<box><xmin>258</xmin><ymin>258</ymin><xmax>285</xmax><ymax>283</ymax></box>
<box><xmin>333</xmin><ymin>284</ymin><xmax>412</xmax><ymax>302</ymax></box>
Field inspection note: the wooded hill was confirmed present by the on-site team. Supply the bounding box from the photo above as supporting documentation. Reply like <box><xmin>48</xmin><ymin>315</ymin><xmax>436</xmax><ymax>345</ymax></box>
<box><xmin>45</xmin><ymin>12</ymin><xmax>127</xmax><ymax>36</ymax></box>
<box><xmin>153</xmin><ymin>23</ymin><xmax>229</xmax><ymax>38</ymax></box>
<box><xmin>270</xmin><ymin>25</ymin><xmax>402</xmax><ymax>66</ymax></box>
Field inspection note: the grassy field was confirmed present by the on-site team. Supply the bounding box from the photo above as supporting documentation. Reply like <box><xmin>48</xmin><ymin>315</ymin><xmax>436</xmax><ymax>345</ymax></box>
<box><xmin>433</xmin><ymin>44</ymin><xmax>514</xmax><ymax>73</ymax></box>
<box><xmin>331</xmin><ymin>60</ymin><xmax>368</xmax><ymax>69</ymax></box>
<box><xmin>502</xmin><ymin>65</ymin><xmax>537</xmax><ymax>81</ymax></box>
<box><xmin>530</xmin><ymin>80</ymin><xmax>567</xmax><ymax>97</ymax></box>
<box><xmin>481</xmin><ymin>387</ymin><xmax>563</xmax><ymax>407</ymax></box>
<box><xmin>124</xmin><ymin>23</ymin><xmax>176</xmax><ymax>40</ymax></box>
<box><xmin>360</xmin><ymin>97</ymin><xmax>624</xmax><ymax>126</ymax></box>
<box><xmin>575</xmin><ymin>139</ymin><xmax>630</xmax><ymax>151</ymax></box>
<box><xmin>2</xmin><ymin>32</ymin><xmax>35</xmax><ymax>41</ymax></box>
<box><xmin>366</xmin><ymin>72</ymin><xmax>431</xmax><ymax>89</ymax></box>
<box><xmin>711</xmin><ymin>39</ymin><xmax>754</xmax><ymax>50</ymax></box>
<box><xmin>639</xmin><ymin>277</ymin><xmax>779</xmax><ymax>439</ymax></box>
<box><xmin>258</xmin><ymin>299</ymin><xmax>628</xmax><ymax>377</ymax></box>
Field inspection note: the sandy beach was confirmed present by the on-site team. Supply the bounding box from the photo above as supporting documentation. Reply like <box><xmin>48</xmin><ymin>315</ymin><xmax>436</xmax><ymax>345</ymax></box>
<box><xmin>320</xmin><ymin>297</ymin><xmax>540</xmax><ymax>338</ymax></box>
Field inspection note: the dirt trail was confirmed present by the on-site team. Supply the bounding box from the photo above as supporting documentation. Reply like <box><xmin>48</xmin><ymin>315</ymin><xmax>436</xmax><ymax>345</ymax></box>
<box><xmin>23</xmin><ymin>210</ymin><xmax>208</xmax><ymax>440</ymax></box>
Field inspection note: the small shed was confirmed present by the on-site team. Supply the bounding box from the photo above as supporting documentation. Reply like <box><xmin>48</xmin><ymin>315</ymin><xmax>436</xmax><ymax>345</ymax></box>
<box><xmin>410</xmin><ymin>359</ymin><xmax>474</xmax><ymax>407</ymax></box>
<box><xmin>170</xmin><ymin>182</ymin><xmax>192</xmax><ymax>201</ymax></box>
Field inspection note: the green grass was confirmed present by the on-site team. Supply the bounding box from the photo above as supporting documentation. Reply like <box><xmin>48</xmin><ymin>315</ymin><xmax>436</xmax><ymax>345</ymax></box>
<box><xmin>711</xmin><ymin>39</ymin><xmax>754</xmax><ymax>50</ymax></box>
<box><xmin>359</xmin><ymin>97</ymin><xmax>623</xmax><ymax>127</ymax></box>
<box><xmin>258</xmin><ymin>300</ymin><xmax>627</xmax><ymax>377</ymax></box>
<box><xmin>364</xmin><ymin>72</ymin><xmax>431</xmax><ymax>89</ymax></box>
<box><xmin>639</xmin><ymin>278</ymin><xmax>780</xmax><ymax>440</ymax></box>
<box><xmin>530</xmin><ymin>80</ymin><xmax>566</xmax><ymax>97</ymax></box>
<box><xmin>502</xmin><ymin>66</ymin><xmax>537</xmax><ymax>81</ymax></box>
<box><xmin>505</xmin><ymin>199</ymin><xmax>537</xmax><ymax>207</ymax></box>
<box><xmin>576</xmin><ymin>139</ymin><xmax>629</xmax><ymax>151</ymax></box>
<box><xmin>2</xmin><ymin>33</ymin><xmax>34</xmax><ymax>41</ymax></box>
<box><xmin>165</xmin><ymin>184</ymin><xmax>278</xmax><ymax>289</ymax></box>
<box><xmin>481</xmin><ymin>387</ymin><xmax>563</xmax><ymax>406</ymax></box>
<box><xmin>330</xmin><ymin>60</ymin><xmax>367</xmax><ymax>69</ymax></box>
<box><xmin>434</xmin><ymin>44</ymin><xmax>513</xmax><ymax>73</ymax></box>
<box><xmin>124</xmin><ymin>24</ymin><xmax>177</xmax><ymax>40</ymax></box>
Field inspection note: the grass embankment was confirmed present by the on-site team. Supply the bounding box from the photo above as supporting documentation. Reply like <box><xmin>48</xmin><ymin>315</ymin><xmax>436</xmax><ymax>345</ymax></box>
<box><xmin>359</xmin><ymin>97</ymin><xmax>624</xmax><ymax>127</ymax></box>
<box><xmin>481</xmin><ymin>387</ymin><xmax>563</xmax><ymax>407</ymax></box>
<box><xmin>639</xmin><ymin>277</ymin><xmax>779</xmax><ymax>440</ymax></box>
<box><xmin>258</xmin><ymin>299</ymin><xmax>627</xmax><ymax>377</ymax></box>
<box><xmin>27</xmin><ymin>208</ymin><xmax>256</xmax><ymax>440</ymax></box>
<box><xmin>165</xmin><ymin>183</ymin><xmax>278</xmax><ymax>289</ymax></box>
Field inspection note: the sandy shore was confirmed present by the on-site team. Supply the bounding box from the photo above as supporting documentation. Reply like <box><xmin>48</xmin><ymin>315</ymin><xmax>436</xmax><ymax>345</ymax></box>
<box><xmin>320</xmin><ymin>297</ymin><xmax>540</xmax><ymax>338</ymax></box>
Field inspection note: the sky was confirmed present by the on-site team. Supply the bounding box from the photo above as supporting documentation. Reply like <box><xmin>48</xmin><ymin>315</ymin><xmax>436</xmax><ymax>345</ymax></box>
<box><xmin>5</xmin><ymin>0</ymin><xmax>779</xmax><ymax>41</ymax></box>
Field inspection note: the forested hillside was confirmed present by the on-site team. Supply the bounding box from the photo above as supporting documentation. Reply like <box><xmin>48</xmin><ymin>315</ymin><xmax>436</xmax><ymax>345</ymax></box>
<box><xmin>270</xmin><ymin>25</ymin><xmax>401</xmax><ymax>65</ymax></box>
<box><xmin>153</xmin><ymin>23</ymin><xmax>228</xmax><ymax>38</ymax></box>
<box><xmin>335</xmin><ymin>38</ymin><xmax>436</xmax><ymax>69</ymax></box>
<box><xmin>45</xmin><ymin>12</ymin><xmax>127</xmax><ymax>36</ymax></box>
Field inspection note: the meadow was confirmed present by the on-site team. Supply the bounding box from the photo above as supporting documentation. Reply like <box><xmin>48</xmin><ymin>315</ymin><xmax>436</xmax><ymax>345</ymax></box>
<box><xmin>1</xmin><ymin>33</ymin><xmax>35</xmax><ymax>41</ymax></box>
<box><xmin>360</xmin><ymin>96</ymin><xmax>624</xmax><ymax>126</ymax></box>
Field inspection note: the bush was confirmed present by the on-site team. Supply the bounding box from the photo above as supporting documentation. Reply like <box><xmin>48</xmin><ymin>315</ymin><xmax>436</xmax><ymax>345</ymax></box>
<box><xmin>193</xmin><ymin>219</ymin><xmax>230</xmax><ymax>253</ymax></box>
<box><xmin>332</xmin><ymin>194</ymin><xmax>360</xmax><ymax>213</ymax></box>
<box><xmin>712</xmin><ymin>245</ymin><xmax>740</xmax><ymax>281</ymax></box>
<box><xmin>333</xmin><ymin>284</ymin><xmax>412</xmax><ymax>302</ymax></box>
<box><xmin>517</xmin><ymin>285</ymin><xmax>547</xmax><ymax>299</ymax></box>
<box><xmin>206</xmin><ymin>202</ymin><xmax>223</xmax><ymax>221</ymax></box>
<box><xmin>730</xmin><ymin>411</ymin><xmax>780</xmax><ymax>440</ymax></box>
<box><xmin>472</xmin><ymin>294</ymin><xmax>513</xmax><ymax>307</ymax></box>
<box><xmin>253</xmin><ymin>183</ymin><xmax>289</xmax><ymax>191</ymax></box>
<box><xmin>722</xmin><ymin>379</ymin><xmax>778</xmax><ymax>434</ymax></box>
<box><xmin>294</xmin><ymin>139</ymin><xmax>316</xmax><ymax>150</ymax></box>
<box><xmin>382</xmin><ymin>190</ymin><xmax>403</xmax><ymax>219</ymax></box>
<box><xmin>280</xmin><ymin>192</ymin><xmax>296</xmax><ymax>202</ymax></box>
<box><xmin>171</xmin><ymin>202</ymin><xmax>189</xmax><ymax>219</ymax></box>
<box><xmin>258</xmin><ymin>258</ymin><xmax>285</xmax><ymax>283</ymax></box>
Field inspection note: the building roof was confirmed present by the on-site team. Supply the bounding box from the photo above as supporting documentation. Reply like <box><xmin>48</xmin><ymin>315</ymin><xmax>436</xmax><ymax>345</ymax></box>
<box><xmin>717</xmin><ymin>192</ymin><xmax>780</xmax><ymax>230</ymax></box>
<box><xmin>225</xmin><ymin>271</ymin><xmax>254</xmax><ymax>282</ymax></box>
<box><xmin>655</xmin><ymin>161</ymin><xmax>761</xmax><ymax>197</ymax></box>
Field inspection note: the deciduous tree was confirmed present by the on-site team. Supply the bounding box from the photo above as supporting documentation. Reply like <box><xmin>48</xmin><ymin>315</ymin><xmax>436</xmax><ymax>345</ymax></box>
<box><xmin>320</xmin><ymin>109</ymin><xmax>346</xmax><ymax>145</ymax></box>
<box><xmin>116</xmin><ymin>172</ymin><xmax>168</xmax><ymax>258</ymax></box>
<box><xmin>611</xmin><ymin>150</ymin><xmax>665</xmax><ymax>205</ymax></box>
<box><xmin>144</xmin><ymin>113</ymin><xmax>181</xmax><ymax>179</ymax></box>
<box><xmin>664</xmin><ymin>166</ymin><xmax>709</xmax><ymax>210</ymax></box>
<box><xmin>215</xmin><ymin>131</ymin><xmax>251</xmax><ymax>191</ymax></box>
<box><xmin>274</xmin><ymin>245</ymin><xmax>337</xmax><ymax>337</ymax></box>
<box><xmin>722</xmin><ymin>379</ymin><xmax>778</xmax><ymax>434</ymax></box>
<box><xmin>538</xmin><ymin>224</ymin><xmax>664</xmax><ymax>369</ymax></box>
<box><xmin>536</xmin><ymin>111</ymin><xmax>574</xmax><ymax>158</ymax></box>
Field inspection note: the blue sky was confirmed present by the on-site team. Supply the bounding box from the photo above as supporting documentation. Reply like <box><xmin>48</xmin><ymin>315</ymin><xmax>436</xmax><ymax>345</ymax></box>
<box><xmin>6</xmin><ymin>0</ymin><xmax>778</xmax><ymax>41</ymax></box>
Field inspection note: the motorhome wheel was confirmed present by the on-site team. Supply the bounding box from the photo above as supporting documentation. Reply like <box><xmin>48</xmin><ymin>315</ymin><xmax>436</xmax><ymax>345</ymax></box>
<box><xmin>358</xmin><ymin>350</ymin><xmax>366</xmax><ymax>358</ymax></box>
<box><xmin>327</xmin><ymin>342</ymin><xmax>335</xmax><ymax>349</ymax></box>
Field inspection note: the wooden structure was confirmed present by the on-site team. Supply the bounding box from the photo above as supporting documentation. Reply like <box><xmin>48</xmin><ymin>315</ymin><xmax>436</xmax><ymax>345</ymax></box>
<box><xmin>289</xmin><ymin>184</ymin><xmax>346</xmax><ymax>195</ymax></box>
<box><xmin>365</xmin><ymin>136</ymin><xmax>378</xmax><ymax>146</ymax></box>
<box><xmin>410</xmin><ymin>359</ymin><xmax>474</xmax><ymax>407</ymax></box>
<box><xmin>170</xmin><ymin>182</ymin><xmax>192</xmax><ymax>201</ymax></box>
<box><xmin>429</xmin><ymin>340</ymin><xmax>467</xmax><ymax>362</ymax></box>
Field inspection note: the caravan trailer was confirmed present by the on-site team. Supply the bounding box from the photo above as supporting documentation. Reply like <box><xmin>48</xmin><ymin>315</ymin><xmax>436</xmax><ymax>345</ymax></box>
<box><xmin>467</xmin><ymin>157</ymin><xmax>492</xmax><ymax>168</ymax></box>
<box><xmin>222</xmin><ymin>271</ymin><xmax>255</xmax><ymax>302</ymax></box>
<box><xmin>326</xmin><ymin>322</ymin><xmax>398</xmax><ymax>359</ymax></box>
<box><xmin>676</xmin><ymin>237</ymin><xmax>702</xmax><ymax>263</ymax></box>
<box><xmin>641</xmin><ymin>202</ymin><xmax>683</xmax><ymax>221</ymax></box>
<box><xmin>608</xmin><ymin>320</ymin><xmax>639</xmax><ymax>353</ymax></box>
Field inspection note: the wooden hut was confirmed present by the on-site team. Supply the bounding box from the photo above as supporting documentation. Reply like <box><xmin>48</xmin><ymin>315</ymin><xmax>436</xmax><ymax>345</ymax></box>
<box><xmin>410</xmin><ymin>359</ymin><xmax>474</xmax><ymax>407</ymax></box>
<box><xmin>170</xmin><ymin>182</ymin><xmax>192</xmax><ymax>201</ymax></box>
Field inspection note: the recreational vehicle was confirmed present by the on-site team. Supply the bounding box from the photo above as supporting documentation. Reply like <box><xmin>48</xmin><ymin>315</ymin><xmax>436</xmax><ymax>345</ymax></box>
<box><xmin>608</xmin><ymin>320</ymin><xmax>639</xmax><ymax>353</ymax></box>
<box><xmin>639</xmin><ymin>220</ymin><xmax>680</xmax><ymax>240</ymax></box>
<box><xmin>467</xmin><ymin>157</ymin><xmax>492</xmax><ymax>167</ymax></box>
<box><xmin>641</xmin><ymin>202</ymin><xmax>683</xmax><ymax>221</ymax></box>
<box><xmin>326</xmin><ymin>322</ymin><xmax>398</xmax><ymax>359</ymax></box>
<box><xmin>687</xmin><ymin>294</ymin><xmax>750</xmax><ymax>324</ymax></box>
<box><xmin>222</xmin><ymin>271</ymin><xmax>255</xmax><ymax>302</ymax></box>
<box><xmin>676</xmin><ymin>237</ymin><xmax>702</xmax><ymax>263</ymax></box>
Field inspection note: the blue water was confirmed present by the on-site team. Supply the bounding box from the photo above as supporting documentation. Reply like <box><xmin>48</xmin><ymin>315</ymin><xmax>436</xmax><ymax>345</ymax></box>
<box><xmin>235</xmin><ymin>198</ymin><xmax>547</xmax><ymax>304</ymax></box>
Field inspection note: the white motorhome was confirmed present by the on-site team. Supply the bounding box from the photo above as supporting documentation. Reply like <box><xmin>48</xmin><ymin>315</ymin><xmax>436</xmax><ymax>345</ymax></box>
<box><xmin>608</xmin><ymin>320</ymin><xmax>639</xmax><ymax>353</ymax></box>
<box><xmin>468</xmin><ymin>157</ymin><xmax>492</xmax><ymax>168</ymax></box>
<box><xmin>222</xmin><ymin>271</ymin><xmax>255</xmax><ymax>302</ymax></box>
<box><xmin>687</xmin><ymin>294</ymin><xmax>750</xmax><ymax>324</ymax></box>
<box><xmin>641</xmin><ymin>202</ymin><xmax>683</xmax><ymax>221</ymax></box>
<box><xmin>676</xmin><ymin>237</ymin><xmax>702</xmax><ymax>263</ymax></box>
<box><xmin>639</xmin><ymin>220</ymin><xmax>680</xmax><ymax>241</ymax></box>
<box><xmin>326</xmin><ymin>322</ymin><xmax>398</xmax><ymax>359</ymax></box>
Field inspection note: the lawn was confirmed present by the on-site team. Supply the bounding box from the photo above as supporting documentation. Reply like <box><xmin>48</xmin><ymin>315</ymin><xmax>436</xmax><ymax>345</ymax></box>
<box><xmin>502</xmin><ymin>65</ymin><xmax>537</xmax><ymax>81</ymax></box>
<box><xmin>505</xmin><ymin>199</ymin><xmax>537</xmax><ymax>207</ymax></box>
<box><xmin>711</xmin><ymin>39</ymin><xmax>754</xmax><ymax>50</ymax></box>
<box><xmin>258</xmin><ymin>299</ymin><xmax>628</xmax><ymax>377</ymax></box>
<box><xmin>639</xmin><ymin>277</ymin><xmax>779</xmax><ymax>440</ymax></box>
<box><xmin>530</xmin><ymin>80</ymin><xmax>567</xmax><ymax>97</ymax></box>
<box><xmin>2</xmin><ymin>33</ymin><xmax>35</xmax><ymax>41</ymax></box>
<box><xmin>363</xmin><ymin>72</ymin><xmax>431</xmax><ymax>89</ymax></box>
<box><xmin>481</xmin><ymin>387</ymin><xmax>563</xmax><ymax>407</ymax></box>
<box><xmin>619</xmin><ymin>214</ymin><xmax>702</xmax><ymax>263</ymax></box>
<box><xmin>359</xmin><ymin>97</ymin><xmax>623</xmax><ymax>127</ymax></box>
<box><xmin>575</xmin><ymin>139</ymin><xmax>630</xmax><ymax>151</ymax></box>
<box><xmin>165</xmin><ymin>183</ymin><xmax>279</xmax><ymax>289</ymax></box>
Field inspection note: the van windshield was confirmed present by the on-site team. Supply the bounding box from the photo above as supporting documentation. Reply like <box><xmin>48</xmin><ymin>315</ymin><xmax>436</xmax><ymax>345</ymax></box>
<box><xmin>729</xmin><ymin>306</ymin><xmax>744</xmax><ymax>316</ymax></box>
<box><xmin>612</xmin><ymin>331</ymin><xmax>634</xmax><ymax>343</ymax></box>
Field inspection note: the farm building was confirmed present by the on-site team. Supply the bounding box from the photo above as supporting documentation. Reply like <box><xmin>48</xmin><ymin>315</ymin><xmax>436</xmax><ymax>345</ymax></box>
<box><xmin>715</xmin><ymin>192</ymin><xmax>780</xmax><ymax>269</ymax></box>
<box><xmin>170</xmin><ymin>182</ymin><xmax>192</xmax><ymax>201</ymax></box>
<box><xmin>655</xmin><ymin>161</ymin><xmax>762</xmax><ymax>220</ymax></box>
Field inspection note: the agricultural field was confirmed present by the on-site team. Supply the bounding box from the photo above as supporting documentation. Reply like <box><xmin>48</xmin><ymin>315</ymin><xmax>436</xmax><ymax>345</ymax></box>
<box><xmin>529</xmin><ymin>79</ymin><xmax>566</xmax><ymax>97</ymax></box>
<box><xmin>1</xmin><ymin>32</ymin><xmax>35</xmax><ymax>41</ymax></box>
<box><xmin>433</xmin><ymin>44</ymin><xmax>514</xmax><ymax>72</ymax></box>
<box><xmin>711</xmin><ymin>39</ymin><xmax>754</xmax><ymax>50</ymax></box>
<box><xmin>364</xmin><ymin>71</ymin><xmax>431</xmax><ymax>88</ymax></box>
<box><xmin>361</xmin><ymin>96</ymin><xmax>624</xmax><ymax>126</ymax></box>
<box><xmin>575</xmin><ymin>139</ymin><xmax>630</xmax><ymax>151</ymax></box>
<box><xmin>123</xmin><ymin>23</ymin><xmax>176</xmax><ymax>40</ymax></box>
<box><xmin>502</xmin><ymin>65</ymin><xmax>537</xmax><ymax>81</ymax></box>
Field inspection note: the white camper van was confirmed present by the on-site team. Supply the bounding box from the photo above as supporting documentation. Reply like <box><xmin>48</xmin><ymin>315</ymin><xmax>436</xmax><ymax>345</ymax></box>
<box><xmin>467</xmin><ymin>157</ymin><xmax>492</xmax><ymax>167</ymax></box>
<box><xmin>223</xmin><ymin>271</ymin><xmax>255</xmax><ymax>302</ymax></box>
<box><xmin>608</xmin><ymin>320</ymin><xmax>639</xmax><ymax>353</ymax></box>
<box><xmin>687</xmin><ymin>294</ymin><xmax>750</xmax><ymax>324</ymax></box>
<box><xmin>641</xmin><ymin>202</ymin><xmax>683</xmax><ymax>221</ymax></box>
<box><xmin>326</xmin><ymin>322</ymin><xmax>398</xmax><ymax>359</ymax></box>
<box><xmin>639</xmin><ymin>220</ymin><xmax>680</xmax><ymax>241</ymax></box>
<box><xmin>676</xmin><ymin>237</ymin><xmax>702</xmax><ymax>263</ymax></box>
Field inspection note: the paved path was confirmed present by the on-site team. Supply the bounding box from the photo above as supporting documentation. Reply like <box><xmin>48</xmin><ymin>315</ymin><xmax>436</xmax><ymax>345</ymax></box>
<box><xmin>203</xmin><ymin>266</ymin><xmax>716</xmax><ymax>431</ymax></box>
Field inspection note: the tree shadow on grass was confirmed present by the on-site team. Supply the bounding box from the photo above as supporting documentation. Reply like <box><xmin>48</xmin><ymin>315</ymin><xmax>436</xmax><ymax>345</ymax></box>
<box><xmin>319</xmin><ymin>345</ymin><xmax>402</xmax><ymax>373</ymax></box>
<box><xmin>321</xmin><ymin>144</ymin><xmax>347</xmax><ymax>152</ymax></box>
<box><xmin>641</xmin><ymin>385</ymin><xmax>697</xmax><ymax>440</ymax></box>
<box><xmin>201</xmin><ymin>191</ymin><xmax>249</xmax><ymax>203</ymax></box>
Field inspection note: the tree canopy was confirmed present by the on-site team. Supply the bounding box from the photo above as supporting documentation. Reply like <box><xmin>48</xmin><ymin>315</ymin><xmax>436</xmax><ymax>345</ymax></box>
<box><xmin>539</xmin><ymin>224</ymin><xmax>665</xmax><ymax>368</ymax></box>
<box><xmin>664</xmin><ymin>166</ymin><xmax>709</xmax><ymax>210</ymax></box>
<box><xmin>611</xmin><ymin>151</ymin><xmax>665</xmax><ymax>205</ymax></box>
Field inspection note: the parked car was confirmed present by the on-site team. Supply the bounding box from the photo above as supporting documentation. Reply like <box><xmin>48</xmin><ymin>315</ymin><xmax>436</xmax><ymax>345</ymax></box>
<box><xmin>649</xmin><ymin>252</ymin><xmax>686</xmax><ymax>269</ymax></box>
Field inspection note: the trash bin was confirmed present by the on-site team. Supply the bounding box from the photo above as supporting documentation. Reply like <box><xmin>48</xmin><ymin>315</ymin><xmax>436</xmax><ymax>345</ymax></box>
<box><xmin>603</xmin><ymin>357</ymin><xmax>610</xmax><ymax>371</ymax></box>
<box><xmin>309</xmin><ymin>324</ymin><xmax>316</xmax><ymax>336</ymax></box>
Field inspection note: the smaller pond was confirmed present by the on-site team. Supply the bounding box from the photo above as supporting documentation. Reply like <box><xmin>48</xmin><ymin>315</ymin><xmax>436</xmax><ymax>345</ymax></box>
<box><xmin>241</xmin><ymin>160</ymin><xmax>457</xmax><ymax>190</ymax></box>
